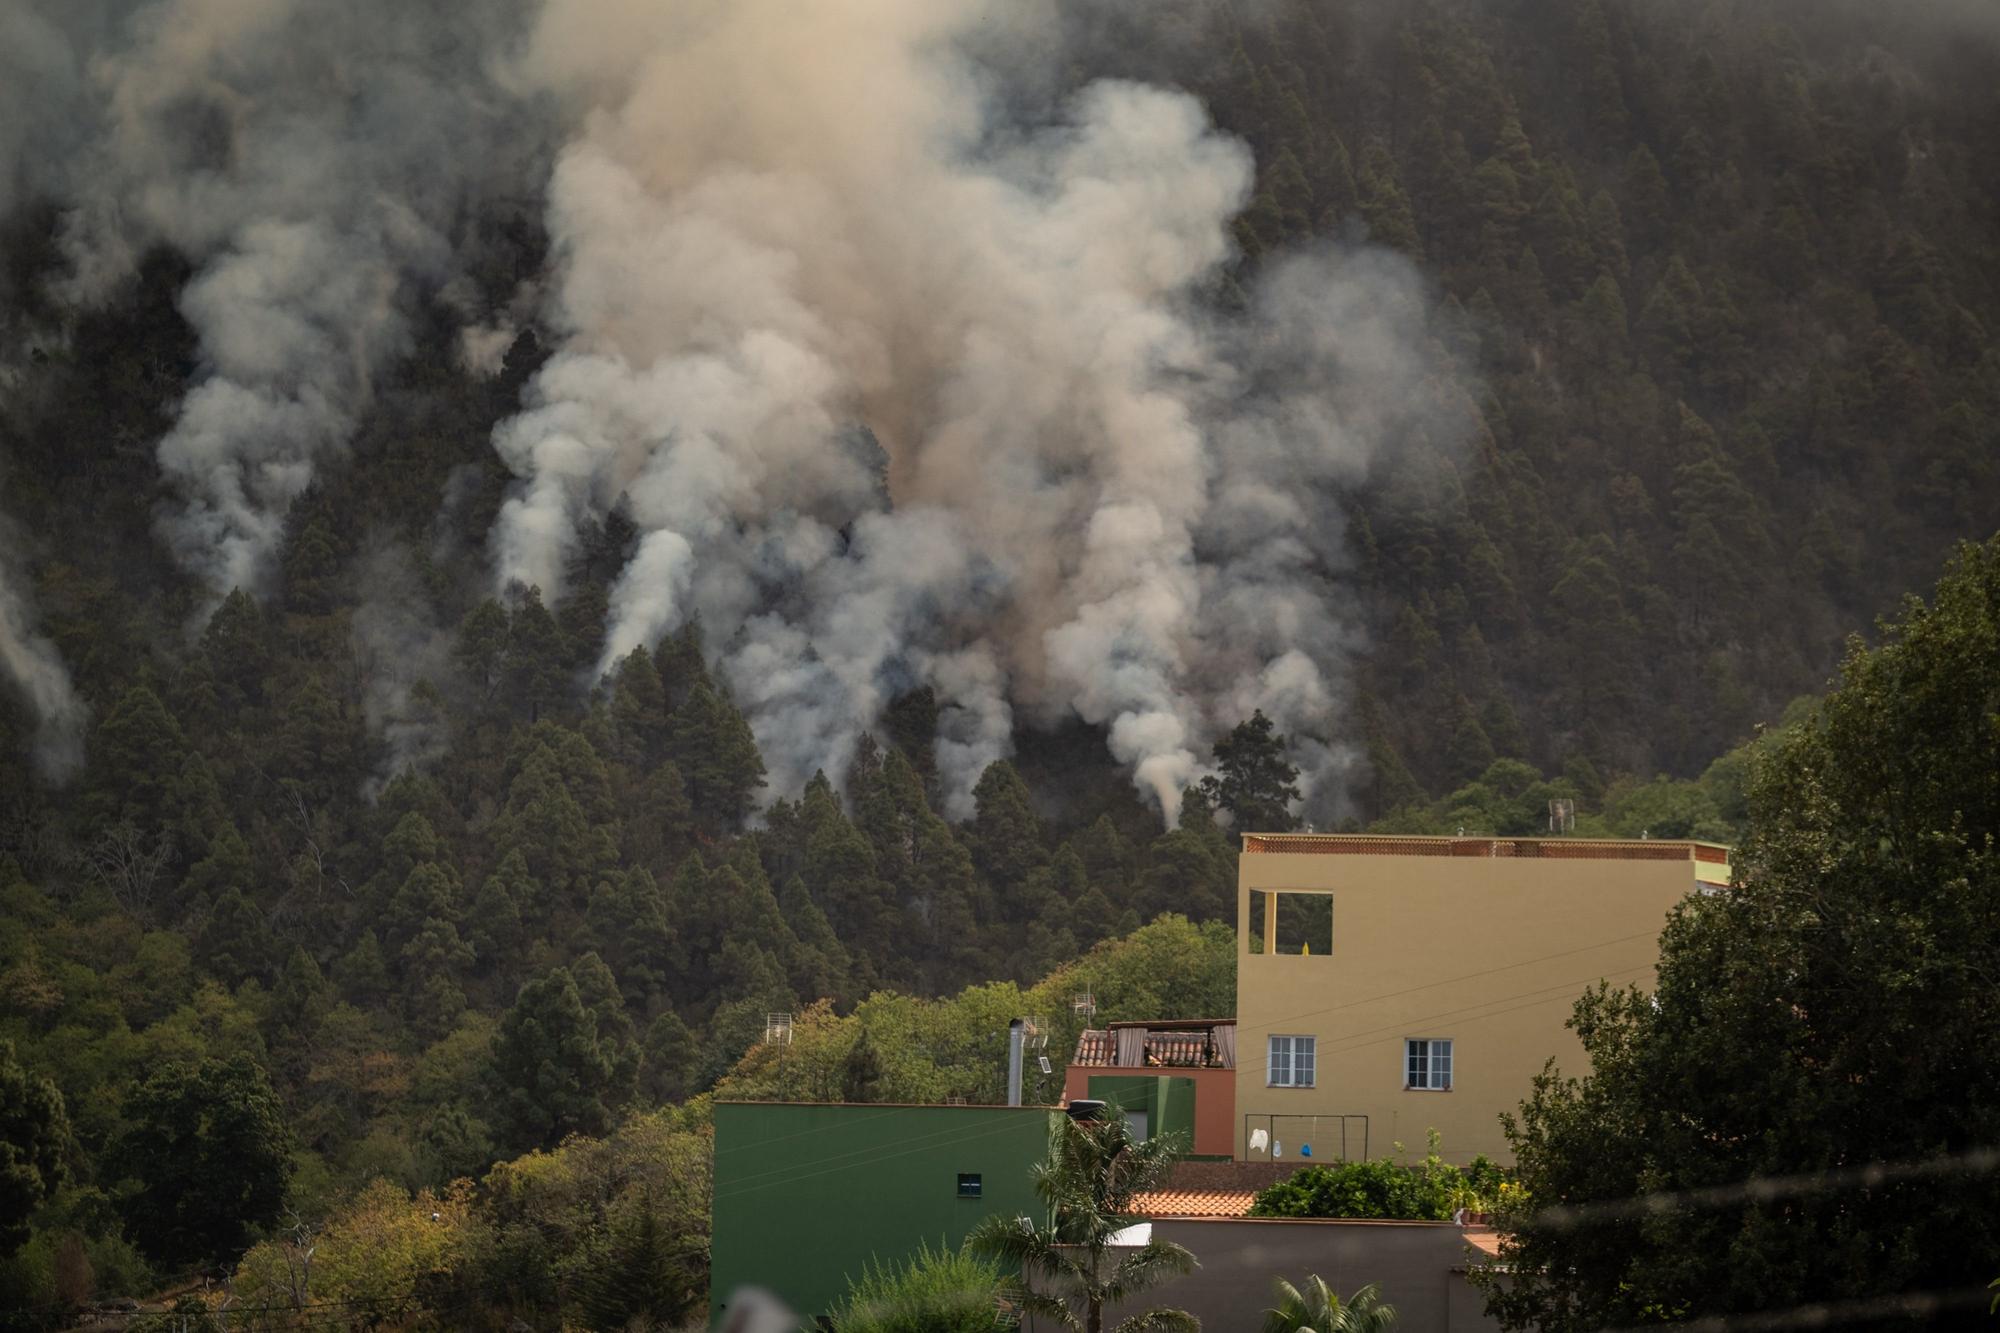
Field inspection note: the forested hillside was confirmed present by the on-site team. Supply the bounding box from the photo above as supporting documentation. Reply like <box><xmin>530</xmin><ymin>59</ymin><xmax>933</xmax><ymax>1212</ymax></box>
<box><xmin>1112</xmin><ymin>0</ymin><xmax>2000</xmax><ymax>800</ymax></box>
<box><xmin>1</xmin><ymin>0</ymin><xmax>1996</xmax><ymax>1323</ymax></box>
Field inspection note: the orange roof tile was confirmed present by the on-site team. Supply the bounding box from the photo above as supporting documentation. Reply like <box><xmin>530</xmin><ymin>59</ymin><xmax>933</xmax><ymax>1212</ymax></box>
<box><xmin>1462</xmin><ymin>1226</ymin><xmax>1504</xmax><ymax>1258</ymax></box>
<box><xmin>1130</xmin><ymin>1189</ymin><xmax>1258</xmax><ymax>1218</ymax></box>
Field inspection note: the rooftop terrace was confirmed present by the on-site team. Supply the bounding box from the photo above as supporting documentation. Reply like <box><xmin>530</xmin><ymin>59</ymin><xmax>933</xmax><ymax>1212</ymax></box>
<box><xmin>1241</xmin><ymin>833</ymin><xmax>1730</xmax><ymax>868</ymax></box>
<box><xmin>1072</xmin><ymin>1019</ymin><xmax>1235</xmax><ymax>1070</ymax></box>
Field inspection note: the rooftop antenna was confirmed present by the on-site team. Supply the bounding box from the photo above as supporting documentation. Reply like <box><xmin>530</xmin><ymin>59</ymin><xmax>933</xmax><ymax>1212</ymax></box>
<box><xmin>1548</xmin><ymin>798</ymin><xmax>1575</xmax><ymax>834</ymax></box>
<box><xmin>764</xmin><ymin>1013</ymin><xmax>793</xmax><ymax>1098</ymax></box>
<box><xmin>1073</xmin><ymin>991</ymin><xmax>1097</xmax><ymax>1020</ymax></box>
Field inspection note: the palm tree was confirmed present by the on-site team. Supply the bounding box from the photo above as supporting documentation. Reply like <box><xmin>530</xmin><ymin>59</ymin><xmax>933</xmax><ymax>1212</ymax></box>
<box><xmin>1261</xmin><ymin>1277</ymin><xmax>1397</xmax><ymax>1333</ymax></box>
<box><xmin>967</xmin><ymin>1112</ymin><xmax>1199</xmax><ymax>1333</ymax></box>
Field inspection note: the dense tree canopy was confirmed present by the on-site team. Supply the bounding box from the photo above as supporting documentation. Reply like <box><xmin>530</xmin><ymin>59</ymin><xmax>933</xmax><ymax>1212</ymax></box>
<box><xmin>0</xmin><ymin>0</ymin><xmax>1995</xmax><ymax>1321</ymax></box>
<box><xmin>109</xmin><ymin>1056</ymin><xmax>295</xmax><ymax>1272</ymax></box>
<box><xmin>0</xmin><ymin>1041</ymin><xmax>68</xmax><ymax>1257</ymax></box>
<box><xmin>1486</xmin><ymin>537</ymin><xmax>2000</xmax><ymax>1329</ymax></box>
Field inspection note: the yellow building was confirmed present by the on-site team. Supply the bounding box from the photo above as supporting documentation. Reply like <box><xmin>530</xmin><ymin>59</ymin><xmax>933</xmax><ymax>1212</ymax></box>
<box><xmin>1232</xmin><ymin>833</ymin><xmax>1731</xmax><ymax>1165</ymax></box>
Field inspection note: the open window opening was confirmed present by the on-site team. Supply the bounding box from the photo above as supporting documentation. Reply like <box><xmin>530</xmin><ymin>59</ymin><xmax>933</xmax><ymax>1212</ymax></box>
<box><xmin>1247</xmin><ymin>890</ymin><xmax>1333</xmax><ymax>955</ymax></box>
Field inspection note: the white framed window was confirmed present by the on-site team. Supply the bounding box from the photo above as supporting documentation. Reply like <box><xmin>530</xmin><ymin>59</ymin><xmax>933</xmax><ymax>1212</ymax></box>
<box><xmin>1268</xmin><ymin>1035</ymin><xmax>1316</xmax><ymax>1088</ymax></box>
<box><xmin>1405</xmin><ymin>1038</ymin><xmax>1452</xmax><ymax>1091</ymax></box>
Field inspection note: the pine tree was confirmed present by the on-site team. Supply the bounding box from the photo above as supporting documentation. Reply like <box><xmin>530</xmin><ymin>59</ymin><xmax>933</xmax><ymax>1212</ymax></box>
<box><xmin>665</xmin><ymin>681</ymin><xmax>766</xmax><ymax>832</ymax></box>
<box><xmin>453</xmin><ymin>598</ymin><xmax>510</xmax><ymax>700</ymax></box>
<box><xmin>489</xmin><ymin>966</ymin><xmax>620</xmax><ymax>1151</ymax></box>
<box><xmin>500</xmin><ymin>588</ymin><xmax>569</xmax><ymax>721</ymax></box>
<box><xmin>1199</xmin><ymin>711</ymin><xmax>1303</xmax><ymax>832</ymax></box>
<box><xmin>969</xmin><ymin>761</ymin><xmax>1047</xmax><ymax>906</ymax></box>
<box><xmin>199</xmin><ymin>886</ymin><xmax>274</xmax><ymax>987</ymax></box>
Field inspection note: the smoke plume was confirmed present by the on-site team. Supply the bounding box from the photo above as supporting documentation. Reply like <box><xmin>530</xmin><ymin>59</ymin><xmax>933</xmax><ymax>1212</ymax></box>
<box><xmin>0</xmin><ymin>537</ymin><xmax>84</xmax><ymax>782</ymax></box>
<box><xmin>54</xmin><ymin>0</ymin><xmax>545</xmax><ymax>600</ymax></box>
<box><xmin>6</xmin><ymin>0</ymin><xmax>1462</xmax><ymax>815</ymax></box>
<box><xmin>491</xmin><ymin>0</ymin><xmax>1460</xmax><ymax>820</ymax></box>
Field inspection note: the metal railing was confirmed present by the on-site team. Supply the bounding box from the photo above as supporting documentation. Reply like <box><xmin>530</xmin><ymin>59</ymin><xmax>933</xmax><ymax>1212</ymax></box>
<box><xmin>1241</xmin><ymin>833</ymin><xmax>1730</xmax><ymax>865</ymax></box>
<box><xmin>1241</xmin><ymin>1113</ymin><xmax>1368</xmax><ymax>1165</ymax></box>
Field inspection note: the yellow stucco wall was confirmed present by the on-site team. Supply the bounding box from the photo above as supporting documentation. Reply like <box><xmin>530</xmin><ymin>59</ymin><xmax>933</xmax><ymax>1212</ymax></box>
<box><xmin>1233</xmin><ymin>843</ymin><xmax>1719</xmax><ymax>1165</ymax></box>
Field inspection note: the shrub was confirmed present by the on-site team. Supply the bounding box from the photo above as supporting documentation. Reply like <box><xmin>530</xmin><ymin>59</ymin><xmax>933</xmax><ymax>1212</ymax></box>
<box><xmin>828</xmin><ymin>1241</ymin><xmax>1013</xmax><ymax>1333</ymax></box>
<box><xmin>1250</xmin><ymin>1134</ymin><xmax>1507</xmax><ymax>1221</ymax></box>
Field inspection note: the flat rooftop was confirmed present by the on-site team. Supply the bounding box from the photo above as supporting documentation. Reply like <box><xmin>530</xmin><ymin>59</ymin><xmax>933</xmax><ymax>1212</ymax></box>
<box><xmin>1240</xmin><ymin>833</ymin><xmax>1730</xmax><ymax>868</ymax></box>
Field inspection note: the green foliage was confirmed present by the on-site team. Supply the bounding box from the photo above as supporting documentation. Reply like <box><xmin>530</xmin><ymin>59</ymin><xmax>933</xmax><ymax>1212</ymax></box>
<box><xmin>488</xmin><ymin>966</ymin><xmax>630</xmax><ymax>1152</ymax></box>
<box><xmin>826</xmin><ymin>1241</ymin><xmax>1013</xmax><ymax>1333</ymax></box>
<box><xmin>1198</xmin><ymin>710</ymin><xmax>1301</xmax><ymax>832</ymax></box>
<box><xmin>577</xmin><ymin>1193</ymin><xmax>704</xmax><ymax>1332</ymax></box>
<box><xmin>1249</xmin><ymin>1135</ymin><xmax>1479</xmax><ymax>1222</ymax></box>
<box><xmin>109</xmin><ymin>1055</ymin><xmax>295</xmax><ymax>1272</ymax></box>
<box><xmin>472</xmin><ymin>1106</ymin><xmax>711</xmax><ymax>1327</ymax></box>
<box><xmin>0</xmin><ymin>1041</ymin><xmax>69</xmax><ymax>1256</ymax></box>
<box><xmin>1484</xmin><ymin>538</ymin><xmax>2000</xmax><ymax>1329</ymax></box>
<box><xmin>2</xmin><ymin>3</ymin><xmax>1997</xmax><ymax>1318</ymax></box>
<box><xmin>716</xmin><ymin>915</ymin><xmax>1235</xmax><ymax>1107</ymax></box>
<box><xmin>968</xmin><ymin>1113</ymin><xmax>1197</xmax><ymax>1333</ymax></box>
<box><xmin>1262</xmin><ymin>1277</ymin><xmax>1398</xmax><ymax>1333</ymax></box>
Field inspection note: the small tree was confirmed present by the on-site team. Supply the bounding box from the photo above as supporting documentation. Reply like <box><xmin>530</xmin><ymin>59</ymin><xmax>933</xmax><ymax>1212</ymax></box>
<box><xmin>111</xmin><ymin>1055</ymin><xmax>295</xmax><ymax>1271</ymax></box>
<box><xmin>1485</xmin><ymin>536</ymin><xmax>2000</xmax><ymax>1328</ymax></box>
<box><xmin>968</xmin><ymin>1114</ymin><xmax>1198</xmax><ymax>1333</ymax></box>
<box><xmin>0</xmin><ymin>1040</ymin><xmax>69</xmax><ymax>1256</ymax></box>
<box><xmin>1198</xmin><ymin>711</ymin><xmax>1301</xmax><ymax>832</ymax></box>
<box><xmin>1263</xmin><ymin>1278</ymin><xmax>1397</xmax><ymax>1333</ymax></box>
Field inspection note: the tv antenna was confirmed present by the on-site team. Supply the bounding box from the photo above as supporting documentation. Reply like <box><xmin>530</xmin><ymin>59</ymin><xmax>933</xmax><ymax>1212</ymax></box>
<box><xmin>764</xmin><ymin>1013</ymin><xmax>793</xmax><ymax>1045</ymax></box>
<box><xmin>1072</xmin><ymin>992</ymin><xmax>1097</xmax><ymax>1019</ymax></box>
<box><xmin>1548</xmin><ymin>798</ymin><xmax>1575</xmax><ymax>834</ymax></box>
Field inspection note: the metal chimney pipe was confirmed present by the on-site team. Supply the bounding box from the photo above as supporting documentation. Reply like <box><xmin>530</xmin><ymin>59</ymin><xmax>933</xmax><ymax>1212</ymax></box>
<box><xmin>1007</xmin><ymin>1019</ymin><xmax>1025</xmax><ymax>1106</ymax></box>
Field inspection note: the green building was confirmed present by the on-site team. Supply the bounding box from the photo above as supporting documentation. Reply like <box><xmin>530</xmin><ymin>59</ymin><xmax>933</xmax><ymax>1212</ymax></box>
<box><xmin>710</xmin><ymin>1101</ymin><xmax>1057</xmax><ymax>1320</ymax></box>
<box><xmin>1073</xmin><ymin>1074</ymin><xmax>1199</xmax><ymax>1152</ymax></box>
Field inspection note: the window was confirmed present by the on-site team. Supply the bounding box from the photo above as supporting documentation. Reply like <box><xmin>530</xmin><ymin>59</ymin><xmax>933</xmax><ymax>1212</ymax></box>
<box><xmin>1405</xmin><ymin>1038</ymin><xmax>1452</xmax><ymax>1091</ymax></box>
<box><xmin>956</xmin><ymin>1173</ymin><xmax>983</xmax><ymax>1198</ymax></box>
<box><xmin>1268</xmin><ymin>1035</ymin><xmax>1316</xmax><ymax>1087</ymax></box>
<box><xmin>1247</xmin><ymin>890</ymin><xmax>1333</xmax><ymax>955</ymax></box>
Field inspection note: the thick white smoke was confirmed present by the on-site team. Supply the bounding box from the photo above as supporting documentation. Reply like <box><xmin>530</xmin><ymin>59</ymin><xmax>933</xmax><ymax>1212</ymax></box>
<box><xmin>55</xmin><ymin>0</ymin><xmax>544</xmax><ymax>600</ymax></box>
<box><xmin>492</xmin><ymin>0</ymin><xmax>1459</xmax><ymax>820</ymax></box>
<box><xmin>5</xmin><ymin>0</ymin><xmax>1459</xmax><ymax>814</ymax></box>
<box><xmin>0</xmin><ymin>543</ymin><xmax>85</xmax><ymax>781</ymax></box>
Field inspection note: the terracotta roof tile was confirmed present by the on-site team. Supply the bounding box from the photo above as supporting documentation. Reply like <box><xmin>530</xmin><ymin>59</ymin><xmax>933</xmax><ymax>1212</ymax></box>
<box><xmin>1462</xmin><ymin>1226</ymin><xmax>1503</xmax><ymax>1258</ymax></box>
<box><xmin>1130</xmin><ymin>1189</ymin><xmax>1258</xmax><ymax>1218</ymax></box>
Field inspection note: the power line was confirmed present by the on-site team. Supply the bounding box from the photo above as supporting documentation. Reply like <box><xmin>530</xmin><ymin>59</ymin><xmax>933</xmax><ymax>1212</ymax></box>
<box><xmin>1529</xmin><ymin>1145</ymin><xmax>2000</xmax><ymax>1229</ymax></box>
<box><xmin>1230</xmin><ymin>926</ymin><xmax>1661</xmax><ymax>1055</ymax></box>
<box><xmin>713</xmin><ymin>1112</ymin><xmax>1050</xmax><ymax>1203</ymax></box>
<box><xmin>1236</xmin><ymin>963</ymin><xmax>1655</xmax><ymax>1082</ymax></box>
<box><xmin>1596</xmin><ymin>1284</ymin><xmax>1996</xmax><ymax>1332</ymax></box>
<box><xmin>714</xmin><ymin>1106</ymin><xmax>1054</xmax><ymax>1193</ymax></box>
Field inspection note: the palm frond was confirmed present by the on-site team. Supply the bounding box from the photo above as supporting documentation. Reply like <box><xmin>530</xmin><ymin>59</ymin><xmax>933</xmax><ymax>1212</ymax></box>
<box><xmin>1109</xmin><ymin>1309</ymin><xmax>1201</xmax><ymax>1333</ymax></box>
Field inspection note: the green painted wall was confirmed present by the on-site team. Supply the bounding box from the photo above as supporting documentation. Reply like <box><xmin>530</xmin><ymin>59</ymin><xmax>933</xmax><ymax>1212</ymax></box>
<box><xmin>1087</xmin><ymin>1075</ymin><xmax>1197</xmax><ymax>1150</ymax></box>
<box><xmin>711</xmin><ymin>1103</ymin><xmax>1055</xmax><ymax>1320</ymax></box>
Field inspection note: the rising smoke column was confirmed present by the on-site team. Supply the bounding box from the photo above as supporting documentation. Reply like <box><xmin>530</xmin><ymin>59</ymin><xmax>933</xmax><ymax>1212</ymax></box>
<box><xmin>492</xmin><ymin>0</ymin><xmax>1460</xmax><ymax>822</ymax></box>
<box><xmin>54</xmin><ymin>0</ymin><xmax>545</xmax><ymax>600</ymax></box>
<box><xmin>0</xmin><ymin>548</ymin><xmax>85</xmax><ymax>781</ymax></box>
